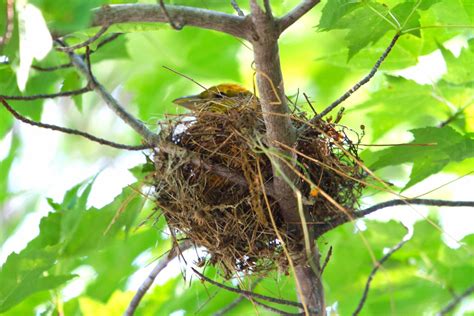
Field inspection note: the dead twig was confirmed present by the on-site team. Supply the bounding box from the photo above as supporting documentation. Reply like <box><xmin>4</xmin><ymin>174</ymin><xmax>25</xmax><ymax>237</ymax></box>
<box><xmin>353</xmin><ymin>238</ymin><xmax>408</xmax><ymax>315</ymax></box>
<box><xmin>125</xmin><ymin>241</ymin><xmax>193</xmax><ymax>316</ymax></box>
<box><xmin>320</xmin><ymin>246</ymin><xmax>333</xmax><ymax>275</ymax></box>
<box><xmin>0</xmin><ymin>98</ymin><xmax>151</xmax><ymax>151</ymax></box>
<box><xmin>436</xmin><ymin>285</ymin><xmax>474</xmax><ymax>316</ymax></box>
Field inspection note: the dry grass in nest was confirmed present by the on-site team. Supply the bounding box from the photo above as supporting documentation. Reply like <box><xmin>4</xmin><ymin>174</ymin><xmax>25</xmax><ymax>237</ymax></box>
<box><xmin>151</xmin><ymin>98</ymin><xmax>365</xmax><ymax>276</ymax></box>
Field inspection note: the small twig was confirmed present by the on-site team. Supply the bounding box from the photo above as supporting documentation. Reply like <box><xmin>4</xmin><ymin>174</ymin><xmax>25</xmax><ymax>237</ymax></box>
<box><xmin>32</xmin><ymin>62</ymin><xmax>73</xmax><ymax>72</ymax></box>
<box><xmin>317</xmin><ymin>199</ymin><xmax>474</xmax><ymax>237</ymax></box>
<box><xmin>192</xmin><ymin>268</ymin><xmax>305</xmax><ymax>309</ymax></box>
<box><xmin>438</xmin><ymin>103</ymin><xmax>471</xmax><ymax>128</ymax></box>
<box><xmin>303</xmin><ymin>92</ymin><xmax>317</xmax><ymax>115</ymax></box>
<box><xmin>437</xmin><ymin>285</ymin><xmax>474</xmax><ymax>316</ymax></box>
<box><xmin>320</xmin><ymin>246</ymin><xmax>333</xmax><ymax>275</ymax></box>
<box><xmin>0</xmin><ymin>86</ymin><xmax>92</xmax><ymax>101</ymax></box>
<box><xmin>252</xmin><ymin>300</ymin><xmax>303</xmax><ymax>315</ymax></box>
<box><xmin>353</xmin><ymin>238</ymin><xmax>408</xmax><ymax>315</ymax></box>
<box><xmin>95</xmin><ymin>32</ymin><xmax>123</xmax><ymax>50</ymax></box>
<box><xmin>214</xmin><ymin>278</ymin><xmax>263</xmax><ymax>316</ymax></box>
<box><xmin>125</xmin><ymin>241</ymin><xmax>193</xmax><ymax>316</ymax></box>
<box><xmin>312</xmin><ymin>32</ymin><xmax>401</xmax><ymax>122</ymax></box>
<box><xmin>56</xmin><ymin>25</ymin><xmax>110</xmax><ymax>52</ymax></box>
<box><xmin>278</xmin><ymin>0</ymin><xmax>321</xmax><ymax>33</ymax></box>
<box><xmin>159</xmin><ymin>0</ymin><xmax>183</xmax><ymax>30</ymax></box>
<box><xmin>0</xmin><ymin>98</ymin><xmax>151</xmax><ymax>151</ymax></box>
<box><xmin>162</xmin><ymin>65</ymin><xmax>208</xmax><ymax>91</ymax></box>
<box><xmin>0</xmin><ymin>0</ymin><xmax>14</xmax><ymax>47</ymax></box>
<box><xmin>230</xmin><ymin>0</ymin><xmax>244</xmax><ymax>16</ymax></box>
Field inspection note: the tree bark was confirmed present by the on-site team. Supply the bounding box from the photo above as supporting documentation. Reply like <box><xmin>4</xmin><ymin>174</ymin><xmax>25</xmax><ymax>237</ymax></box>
<box><xmin>249</xmin><ymin>2</ymin><xmax>324</xmax><ymax>314</ymax></box>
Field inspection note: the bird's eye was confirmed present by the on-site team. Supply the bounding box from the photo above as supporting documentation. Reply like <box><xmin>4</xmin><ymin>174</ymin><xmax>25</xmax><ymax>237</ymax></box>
<box><xmin>215</xmin><ymin>93</ymin><xmax>225</xmax><ymax>98</ymax></box>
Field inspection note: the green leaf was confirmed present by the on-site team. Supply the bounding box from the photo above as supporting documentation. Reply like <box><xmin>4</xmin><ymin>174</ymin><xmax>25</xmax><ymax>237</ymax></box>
<box><xmin>0</xmin><ymin>247</ymin><xmax>75</xmax><ymax>312</ymax></box>
<box><xmin>29</xmin><ymin>0</ymin><xmax>105</xmax><ymax>33</ymax></box>
<box><xmin>61</xmin><ymin>70</ymin><xmax>84</xmax><ymax>111</ymax></box>
<box><xmin>439</xmin><ymin>39</ymin><xmax>474</xmax><ymax>85</ymax></box>
<box><xmin>354</xmin><ymin>75</ymin><xmax>446</xmax><ymax>139</ymax></box>
<box><xmin>369</xmin><ymin>126</ymin><xmax>474</xmax><ymax>188</ymax></box>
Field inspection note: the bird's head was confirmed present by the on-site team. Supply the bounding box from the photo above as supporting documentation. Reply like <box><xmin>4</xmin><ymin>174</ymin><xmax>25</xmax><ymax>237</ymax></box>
<box><xmin>173</xmin><ymin>84</ymin><xmax>254</xmax><ymax>111</ymax></box>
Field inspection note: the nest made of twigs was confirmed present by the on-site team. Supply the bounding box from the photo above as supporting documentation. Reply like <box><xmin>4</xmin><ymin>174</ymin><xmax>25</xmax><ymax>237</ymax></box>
<box><xmin>151</xmin><ymin>98</ymin><xmax>365</xmax><ymax>276</ymax></box>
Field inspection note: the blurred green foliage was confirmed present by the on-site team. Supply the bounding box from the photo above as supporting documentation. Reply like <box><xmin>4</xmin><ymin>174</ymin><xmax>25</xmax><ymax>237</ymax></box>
<box><xmin>0</xmin><ymin>0</ymin><xmax>473</xmax><ymax>315</ymax></box>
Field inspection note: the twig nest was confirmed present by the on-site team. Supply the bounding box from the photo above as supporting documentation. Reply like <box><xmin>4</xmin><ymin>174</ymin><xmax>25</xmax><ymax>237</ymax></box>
<box><xmin>152</xmin><ymin>99</ymin><xmax>365</xmax><ymax>276</ymax></box>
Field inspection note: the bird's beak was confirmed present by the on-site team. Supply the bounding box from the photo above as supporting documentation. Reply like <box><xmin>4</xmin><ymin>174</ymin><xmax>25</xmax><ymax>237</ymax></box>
<box><xmin>172</xmin><ymin>95</ymin><xmax>201</xmax><ymax>110</ymax></box>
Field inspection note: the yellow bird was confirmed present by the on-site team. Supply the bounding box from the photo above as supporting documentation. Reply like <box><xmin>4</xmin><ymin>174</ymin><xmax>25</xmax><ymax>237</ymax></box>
<box><xmin>173</xmin><ymin>83</ymin><xmax>258</xmax><ymax>113</ymax></box>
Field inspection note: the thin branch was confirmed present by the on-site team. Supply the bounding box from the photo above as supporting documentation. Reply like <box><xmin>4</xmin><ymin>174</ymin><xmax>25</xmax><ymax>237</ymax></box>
<box><xmin>95</xmin><ymin>32</ymin><xmax>123</xmax><ymax>50</ymax></box>
<box><xmin>353</xmin><ymin>238</ymin><xmax>408</xmax><ymax>315</ymax></box>
<box><xmin>278</xmin><ymin>0</ymin><xmax>321</xmax><ymax>33</ymax></box>
<box><xmin>317</xmin><ymin>199</ymin><xmax>474</xmax><ymax>236</ymax></box>
<box><xmin>192</xmin><ymin>268</ymin><xmax>305</xmax><ymax>310</ymax></box>
<box><xmin>0</xmin><ymin>0</ymin><xmax>14</xmax><ymax>47</ymax></box>
<box><xmin>0</xmin><ymin>86</ymin><xmax>92</xmax><ymax>100</ymax></box>
<box><xmin>92</xmin><ymin>4</ymin><xmax>250</xmax><ymax>39</ymax></box>
<box><xmin>437</xmin><ymin>285</ymin><xmax>474</xmax><ymax>316</ymax></box>
<box><xmin>252</xmin><ymin>300</ymin><xmax>303</xmax><ymax>315</ymax></box>
<box><xmin>159</xmin><ymin>0</ymin><xmax>183</xmax><ymax>30</ymax></box>
<box><xmin>63</xmin><ymin>46</ymin><xmax>160</xmax><ymax>145</ymax></box>
<box><xmin>0</xmin><ymin>98</ymin><xmax>151</xmax><ymax>150</ymax></box>
<box><xmin>320</xmin><ymin>246</ymin><xmax>333</xmax><ymax>275</ymax></box>
<box><xmin>214</xmin><ymin>278</ymin><xmax>263</xmax><ymax>316</ymax></box>
<box><xmin>230</xmin><ymin>0</ymin><xmax>244</xmax><ymax>16</ymax></box>
<box><xmin>311</xmin><ymin>32</ymin><xmax>400</xmax><ymax>123</ymax></box>
<box><xmin>32</xmin><ymin>62</ymin><xmax>73</xmax><ymax>72</ymax></box>
<box><xmin>125</xmin><ymin>241</ymin><xmax>193</xmax><ymax>316</ymax></box>
<box><xmin>56</xmin><ymin>25</ymin><xmax>110</xmax><ymax>52</ymax></box>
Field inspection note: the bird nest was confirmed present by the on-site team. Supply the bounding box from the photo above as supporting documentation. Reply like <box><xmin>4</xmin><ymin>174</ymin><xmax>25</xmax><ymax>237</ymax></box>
<box><xmin>151</xmin><ymin>99</ymin><xmax>365</xmax><ymax>276</ymax></box>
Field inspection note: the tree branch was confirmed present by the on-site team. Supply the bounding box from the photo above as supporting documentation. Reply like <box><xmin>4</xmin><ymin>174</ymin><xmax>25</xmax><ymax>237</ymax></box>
<box><xmin>56</xmin><ymin>25</ymin><xmax>110</xmax><ymax>52</ymax></box>
<box><xmin>0</xmin><ymin>97</ymin><xmax>151</xmax><ymax>150</ymax></box>
<box><xmin>353</xmin><ymin>238</ymin><xmax>408</xmax><ymax>315</ymax></box>
<box><xmin>317</xmin><ymin>199</ymin><xmax>474</xmax><ymax>237</ymax></box>
<box><xmin>192</xmin><ymin>268</ymin><xmax>306</xmax><ymax>310</ymax></box>
<box><xmin>64</xmin><ymin>47</ymin><xmax>160</xmax><ymax>145</ymax></box>
<box><xmin>437</xmin><ymin>285</ymin><xmax>474</xmax><ymax>316</ymax></box>
<box><xmin>0</xmin><ymin>86</ymin><xmax>92</xmax><ymax>100</ymax></box>
<box><xmin>278</xmin><ymin>0</ymin><xmax>321</xmax><ymax>33</ymax></box>
<box><xmin>125</xmin><ymin>241</ymin><xmax>193</xmax><ymax>316</ymax></box>
<box><xmin>92</xmin><ymin>4</ymin><xmax>250</xmax><ymax>39</ymax></box>
<box><xmin>310</xmin><ymin>32</ymin><xmax>400</xmax><ymax>123</ymax></box>
<box><xmin>249</xmin><ymin>1</ymin><xmax>323</xmax><ymax>313</ymax></box>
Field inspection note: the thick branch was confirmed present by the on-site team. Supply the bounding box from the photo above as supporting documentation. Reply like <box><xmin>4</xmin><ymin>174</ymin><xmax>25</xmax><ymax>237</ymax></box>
<box><xmin>125</xmin><ymin>241</ymin><xmax>193</xmax><ymax>316</ymax></box>
<box><xmin>317</xmin><ymin>199</ymin><xmax>474</xmax><ymax>237</ymax></box>
<box><xmin>249</xmin><ymin>2</ymin><xmax>323</xmax><ymax>314</ymax></box>
<box><xmin>278</xmin><ymin>0</ymin><xmax>321</xmax><ymax>33</ymax></box>
<box><xmin>92</xmin><ymin>4</ymin><xmax>250</xmax><ymax>39</ymax></box>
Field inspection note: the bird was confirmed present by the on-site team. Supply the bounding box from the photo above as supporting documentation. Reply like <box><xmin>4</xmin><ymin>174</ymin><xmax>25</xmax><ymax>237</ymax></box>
<box><xmin>173</xmin><ymin>83</ymin><xmax>258</xmax><ymax>113</ymax></box>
